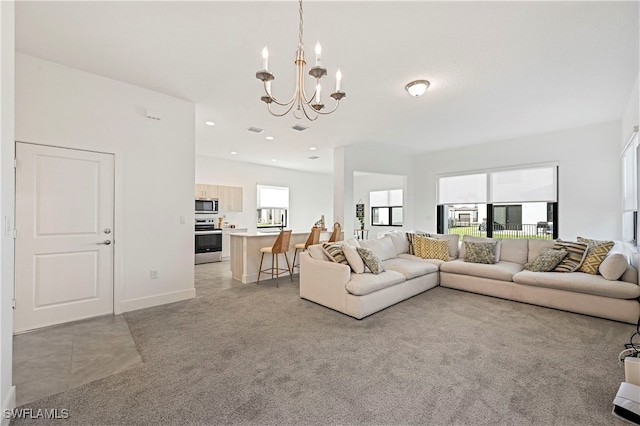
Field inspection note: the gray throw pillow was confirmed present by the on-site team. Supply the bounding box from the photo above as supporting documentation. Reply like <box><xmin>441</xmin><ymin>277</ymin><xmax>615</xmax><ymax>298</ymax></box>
<box><xmin>524</xmin><ymin>248</ymin><xmax>568</xmax><ymax>272</ymax></box>
<box><xmin>356</xmin><ymin>247</ymin><xmax>385</xmax><ymax>275</ymax></box>
<box><xmin>463</xmin><ymin>241</ymin><xmax>498</xmax><ymax>264</ymax></box>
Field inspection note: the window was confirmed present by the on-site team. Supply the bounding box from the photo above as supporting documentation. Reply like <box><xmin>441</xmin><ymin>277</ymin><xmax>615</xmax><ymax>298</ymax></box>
<box><xmin>622</xmin><ymin>130</ymin><xmax>639</xmax><ymax>244</ymax></box>
<box><xmin>437</xmin><ymin>166</ymin><xmax>558</xmax><ymax>239</ymax></box>
<box><xmin>257</xmin><ymin>185</ymin><xmax>289</xmax><ymax>228</ymax></box>
<box><xmin>370</xmin><ymin>189</ymin><xmax>403</xmax><ymax>226</ymax></box>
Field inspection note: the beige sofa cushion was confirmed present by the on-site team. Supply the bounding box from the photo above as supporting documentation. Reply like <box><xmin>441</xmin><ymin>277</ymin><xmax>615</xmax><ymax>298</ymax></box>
<box><xmin>386</xmin><ymin>231</ymin><xmax>409</xmax><ymax>256</ymax></box>
<box><xmin>345</xmin><ymin>270</ymin><xmax>406</xmax><ymax>296</ymax></box>
<box><xmin>398</xmin><ymin>253</ymin><xmax>447</xmax><ymax>268</ymax></box>
<box><xmin>598</xmin><ymin>253</ymin><xmax>629</xmax><ymax>281</ymax></box>
<box><xmin>440</xmin><ymin>259</ymin><xmax>524</xmax><ymax>282</ymax></box>
<box><xmin>513</xmin><ymin>270</ymin><xmax>640</xmax><ymax>299</ymax></box>
<box><xmin>528</xmin><ymin>239</ymin><xmax>556</xmax><ymax>263</ymax></box>
<box><xmin>383</xmin><ymin>257</ymin><xmax>439</xmax><ymax>280</ymax></box>
<box><xmin>499</xmin><ymin>239</ymin><xmax>528</xmax><ymax>265</ymax></box>
<box><xmin>359</xmin><ymin>236</ymin><xmax>397</xmax><ymax>261</ymax></box>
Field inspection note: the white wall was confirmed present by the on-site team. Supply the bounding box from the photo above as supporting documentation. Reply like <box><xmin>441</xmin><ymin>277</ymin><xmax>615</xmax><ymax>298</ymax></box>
<box><xmin>15</xmin><ymin>53</ymin><xmax>196</xmax><ymax>313</ymax></box>
<box><xmin>334</xmin><ymin>145</ymin><xmax>415</xmax><ymax>239</ymax></box>
<box><xmin>196</xmin><ymin>155</ymin><xmax>333</xmax><ymax>232</ymax></box>
<box><xmin>0</xmin><ymin>1</ymin><xmax>16</xmax><ymax>420</ymax></box>
<box><xmin>622</xmin><ymin>72</ymin><xmax>639</xmax><ymax>149</ymax></box>
<box><xmin>353</xmin><ymin>173</ymin><xmax>406</xmax><ymax>238</ymax></box>
<box><xmin>414</xmin><ymin>121</ymin><xmax>622</xmax><ymax>241</ymax></box>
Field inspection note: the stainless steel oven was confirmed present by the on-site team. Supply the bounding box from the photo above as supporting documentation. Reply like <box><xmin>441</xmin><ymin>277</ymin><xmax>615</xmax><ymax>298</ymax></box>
<box><xmin>195</xmin><ymin>219</ymin><xmax>222</xmax><ymax>264</ymax></box>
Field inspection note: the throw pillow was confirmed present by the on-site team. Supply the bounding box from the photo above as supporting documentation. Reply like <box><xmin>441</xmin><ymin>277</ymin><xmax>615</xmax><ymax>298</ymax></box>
<box><xmin>598</xmin><ymin>253</ymin><xmax>628</xmax><ymax>281</ymax></box>
<box><xmin>524</xmin><ymin>248</ymin><xmax>568</xmax><ymax>272</ymax></box>
<box><xmin>576</xmin><ymin>237</ymin><xmax>615</xmax><ymax>274</ymax></box>
<box><xmin>342</xmin><ymin>242</ymin><xmax>365</xmax><ymax>273</ymax></box>
<box><xmin>405</xmin><ymin>232</ymin><xmax>427</xmax><ymax>255</ymax></box>
<box><xmin>463</xmin><ymin>241</ymin><xmax>498</xmax><ymax>264</ymax></box>
<box><xmin>321</xmin><ymin>242</ymin><xmax>348</xmax><ymax>265</ymax></box>
<box><xmin>413</xmin><ymin>236</ymin><xmax>450</xmax><ymax>261</ymax></box>
<box><xmin>386</xmin><ymin>231</ymin><xmax>410</xmax><ymax>255</ymax></box>
<box><xmin>460</xmin><ymin>235</ymin><xmax>501</xmax><ymax>262</ymax></box>
<box><xmin>552</xmin><ymin>240</ymin><xmax>588</xmax><ymax>272</ymax></box>
<box><xmin>426</xmin><ymin>233</ymin><xmax>460</xmax><ymax>259</ymax></box>
<box><xmin>356</xmin><ymin>247</ymin><xmax>385</xmax><ymax>275</ymax></box>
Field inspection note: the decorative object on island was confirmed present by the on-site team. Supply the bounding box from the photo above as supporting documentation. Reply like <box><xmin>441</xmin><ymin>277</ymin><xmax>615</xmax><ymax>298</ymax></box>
<box><xmin>255</xmin><ymin>0</ymin><xmax>346</xmax><ymax>121</ymax></box>
<box><xmin>314</xmin><ymin>215</ymin><xmax>326</xmax><ymax>231</ymax></box>
<box><xmin>356</xmin><ymin>200</ymin><xmax>365</xmax><ymax>229</ymax></box>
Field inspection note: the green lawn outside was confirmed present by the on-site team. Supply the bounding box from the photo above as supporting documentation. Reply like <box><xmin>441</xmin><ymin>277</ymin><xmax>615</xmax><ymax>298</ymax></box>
<box><xmin>447</xmin><ymin>226</ymin><xmax>552</xmax><ymax>240</ymax></box>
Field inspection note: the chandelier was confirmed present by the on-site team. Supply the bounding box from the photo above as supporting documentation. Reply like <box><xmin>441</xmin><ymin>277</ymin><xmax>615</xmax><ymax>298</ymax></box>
<box><xmin>255</xmin><ymin>0</ymin><xmax>346</xmax><ymax>121</ymax></box>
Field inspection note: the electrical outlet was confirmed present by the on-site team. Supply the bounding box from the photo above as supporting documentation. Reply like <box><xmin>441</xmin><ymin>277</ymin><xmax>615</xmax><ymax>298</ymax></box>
<box><xmin>179</xmin><ymin>216</ymin><xmax>186</xmax><ymax>224</ymax></box>
<box><xmin>150</xmin><ymin>270</ymin><xmax>158</xmax><ymax>279</ymax></box>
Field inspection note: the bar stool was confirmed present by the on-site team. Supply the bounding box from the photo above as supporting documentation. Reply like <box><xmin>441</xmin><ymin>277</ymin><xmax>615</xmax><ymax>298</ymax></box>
<box><xmin>292</xmin><ymin>226</ymin><xmax>321</xmax><ymax>273</ymax></box>
<box><xmin>257</xmin><ymin>230</ymin><xmax>293</xmax><ymax>287</ymax></box>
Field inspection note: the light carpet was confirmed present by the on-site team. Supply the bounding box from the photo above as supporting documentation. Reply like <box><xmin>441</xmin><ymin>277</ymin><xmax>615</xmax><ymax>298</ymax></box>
<box><xmin>12</xmin><ymin>263</ymin><xmax>636</xmax><ymax>425</ymax></box>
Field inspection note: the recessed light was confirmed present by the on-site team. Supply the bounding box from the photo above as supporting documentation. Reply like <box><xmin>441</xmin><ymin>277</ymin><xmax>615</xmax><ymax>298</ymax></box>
<box><xmin>271</xmin><ymin>159</ymin><xmax>277</xmax><ymax>162</ymax></box>
<box><xmin>309</xmin><ymin>147</ymin><xmax>317</xmax><ymax>151</ymax></box>
<box><xmin>230</xmin><ymin>151</ymin><xmax>237</xmax><ymax>155</ymax></box>
<box><xmin>205</xmin><ymin>121</ymin><xmax>215</xmax><ymax>126</ymax></box>
<box><xmin>265</xmin><ymin>136</ymin><xmax>274</xmax><ymax>140</ymax></box>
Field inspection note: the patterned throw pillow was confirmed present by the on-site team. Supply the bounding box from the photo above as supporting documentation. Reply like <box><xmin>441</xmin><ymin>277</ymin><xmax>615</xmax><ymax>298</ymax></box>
<box><xmin>524</xmin><ymin>248</ymin><xmax>568</xmax><ymax>272</ymax></box>
<box><xmin>463</xmin><ymin>241</ymin><xmax>498</xmax><ymax>264</ymax></box>
<box><xmin>321</xmin><ymin>242</ymin><xmax>348</xmax><ymax>265</ymax></box>
<box><xmin>356</xmin><ymin>247</ymin><xmax>385</xmax><ymax>275</ymax></box>
<box><xmin>405</xmin><ymin>232</ymin><xmax>427</xmax><ymax>255</ymax></box>
<box><xmin>577</xmin><ymin>237</ymin><xmax>614</xmax><ymax>275</ymax></box>
<box><xmin>413</xmin><ymin>236</ymin><xmax>450</xmax><ymax>261</ymax></box>
<box><xmin>552</xmin><ymin>240</ymin><xmax>588</xmax><ymax>272</ymax></box>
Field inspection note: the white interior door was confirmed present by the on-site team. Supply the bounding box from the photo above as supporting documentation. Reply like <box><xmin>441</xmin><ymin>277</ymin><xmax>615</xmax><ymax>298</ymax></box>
<box><xmin>14</xmin><ymin>142</ymin><xmax>115</xmax><ymax>333</ymax></box>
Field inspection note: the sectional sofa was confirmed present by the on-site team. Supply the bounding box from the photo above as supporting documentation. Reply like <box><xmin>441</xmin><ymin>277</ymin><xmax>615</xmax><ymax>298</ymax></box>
<box><xmin>299</xmin><ymin>232</ymin><xmax>640</xmax><ymax>324</ymax></box>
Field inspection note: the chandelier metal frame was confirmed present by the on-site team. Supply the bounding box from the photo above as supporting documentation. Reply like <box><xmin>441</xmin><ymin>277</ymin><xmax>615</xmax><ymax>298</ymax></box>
<box><xmin>255</xmin><ymin>0</ymin><xmax>345</xmax><ymax>121</ymax></box>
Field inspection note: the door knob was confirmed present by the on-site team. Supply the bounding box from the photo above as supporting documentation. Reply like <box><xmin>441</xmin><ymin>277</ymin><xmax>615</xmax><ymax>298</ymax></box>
<box><xmin>97</xmin><ymin>240</ymin><xmax>112</xmax><ymax>245</ymax></box>
<box><xmin>104</xmin><ymin>228</ymin><xmax>111</xmax><ymax>234</ymax></box>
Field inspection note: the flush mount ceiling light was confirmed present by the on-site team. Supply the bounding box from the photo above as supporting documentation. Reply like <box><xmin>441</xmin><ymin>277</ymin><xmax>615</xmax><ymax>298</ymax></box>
<box><xmin>256</xmin><ymin>0</ymin><xmax>346</xmax><ymax>121</ymax></box>
<box><xmin>265</xmin><ymin>136</ymin><xmax>274</xmax><ymax>140</ymax></box>
<box><xmin>205</xmin><ymin>121</ymin><xmax>215</xmax><ymax>126</ymax></box>
<box><xmin>405</xmin><ymin>80</ymin><xmax>430</xmax><ymax>97</ymax></box>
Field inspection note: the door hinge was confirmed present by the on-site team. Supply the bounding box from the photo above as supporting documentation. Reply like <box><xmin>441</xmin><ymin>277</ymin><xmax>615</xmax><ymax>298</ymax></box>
<box><xmin>13</xmin><ymin>158</ymin><xmax>17</xmax><ymax>168</ymax></box>
<box><xmin>12</xmin><ymin>299</ymin><xmax>15</xmax><ymax>309</ymax></box>
<box><xmin>12</xmin><ymin>229</ymin><xmax>17</xmax><ymax>239</ymax></box>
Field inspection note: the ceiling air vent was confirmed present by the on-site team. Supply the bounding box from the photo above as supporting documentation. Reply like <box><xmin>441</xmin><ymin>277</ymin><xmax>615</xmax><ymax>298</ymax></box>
<box><xmin>291</xmin><ymin>124</ymin><xmax>308</xmax><ymax>132</ymax></box>
<box><xmin>247</xmin><ymin>127</ymin><xmax>264</xmax><ymax>133</ymax></box>
<box><xmin>308</xmin><ymin>156</ymin><xmax>319</xmax><ymax>160</ymax></box>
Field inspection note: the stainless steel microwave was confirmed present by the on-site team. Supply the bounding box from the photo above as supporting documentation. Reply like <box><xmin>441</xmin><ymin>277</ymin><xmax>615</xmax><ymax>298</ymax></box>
<box><xmin>195</xmin><ymin>198</ymin><xmax>218</xmax><ymax>214</ymax></box>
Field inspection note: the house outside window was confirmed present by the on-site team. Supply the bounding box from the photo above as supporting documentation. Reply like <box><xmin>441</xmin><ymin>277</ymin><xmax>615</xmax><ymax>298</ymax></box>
<box><xmin>437</xmin><ymin>166</ymin><xmax>558</xmax><ymax>239</ymax></box>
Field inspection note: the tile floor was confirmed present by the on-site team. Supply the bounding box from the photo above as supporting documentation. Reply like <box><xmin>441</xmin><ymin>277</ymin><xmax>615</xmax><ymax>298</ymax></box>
<box><xmin>12</xmin><ymin>260</ymin><xmax>238</xmax><ymax>407</ymax></box>
<box><xmin>13</xmin><ymin>314</ymin><xmax>143</xmax><ymax>406</ymax></box>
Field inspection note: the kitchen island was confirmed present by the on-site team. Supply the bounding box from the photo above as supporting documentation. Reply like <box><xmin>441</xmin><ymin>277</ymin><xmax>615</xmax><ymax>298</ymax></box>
<box><xmin>229</xmin><ymin>230</ymin><xmax>332</xmax><ymax>283</ymax></box>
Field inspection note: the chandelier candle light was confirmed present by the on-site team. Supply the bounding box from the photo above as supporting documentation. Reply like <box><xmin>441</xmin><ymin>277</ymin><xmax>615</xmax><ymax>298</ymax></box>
<box><xmin>256</xmin><ymin>0</ymin><xmax>346</xmax><ymax>121</ymax></box>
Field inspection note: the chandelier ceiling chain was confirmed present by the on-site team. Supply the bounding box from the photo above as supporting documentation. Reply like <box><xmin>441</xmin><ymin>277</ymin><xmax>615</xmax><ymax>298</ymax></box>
<box><xmin>255</xmin><ymin>0</ymin><xmax>346</xmax><ymax>121</ymax></box>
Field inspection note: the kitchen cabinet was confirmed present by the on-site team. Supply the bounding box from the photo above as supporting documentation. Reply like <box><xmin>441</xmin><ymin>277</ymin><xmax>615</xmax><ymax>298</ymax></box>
<box><xmin>221</xmin><ymin>228</ymin><xmax>247</xmax><ymax>260</ymax></box>
<box><xmin>195</xmin><ymin>184</ymin><xmax>218</xmax><ymax>199</ymax></box>
<box><xmin>218</xmin><ymin>185</ymin><xmax>243</xmax><ymax>212</ymax></box>
<box><xmin>195</xmin><ymin>183</ymin><xmax>243</xmax><ymax>212</ymax></box>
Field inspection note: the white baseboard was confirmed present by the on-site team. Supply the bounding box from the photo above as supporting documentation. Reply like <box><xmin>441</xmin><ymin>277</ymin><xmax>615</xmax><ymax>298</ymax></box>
<box><xmin>2</xmin><ymin>386</ymin><xmax>16</xmax><ymax>426</ymax></box>
<box><xmin>115</xmin><ymin>288</ymin><xmax>195</xmax><ymax>314</ymax></box>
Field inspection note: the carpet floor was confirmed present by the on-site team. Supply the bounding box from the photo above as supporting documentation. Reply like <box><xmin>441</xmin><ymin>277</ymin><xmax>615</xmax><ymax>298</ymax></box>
<box><xmin>12</xmin><ymin>262</ymin><xmax>636</xmax><ymax>425</ymax></box>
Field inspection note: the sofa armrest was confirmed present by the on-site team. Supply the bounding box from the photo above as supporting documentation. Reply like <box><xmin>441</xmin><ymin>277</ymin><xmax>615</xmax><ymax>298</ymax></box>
<box><xmin>300</xmin><ymin>252</ymin><xmax>351</xmax><ymax>313</ymax></box>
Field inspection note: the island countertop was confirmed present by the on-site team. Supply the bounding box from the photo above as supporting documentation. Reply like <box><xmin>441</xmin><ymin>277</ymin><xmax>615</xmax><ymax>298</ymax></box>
<box><xmin>229</xmin><ymin>230</ymin><xmax>333</xmax><ymax>283</ymax></box>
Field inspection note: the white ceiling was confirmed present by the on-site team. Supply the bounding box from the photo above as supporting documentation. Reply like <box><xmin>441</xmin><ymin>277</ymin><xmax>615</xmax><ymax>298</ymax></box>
<box><xmin>15</xmin><ymin>1</ymin><xmax>639</xmax><ymax>174</ymax></box>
